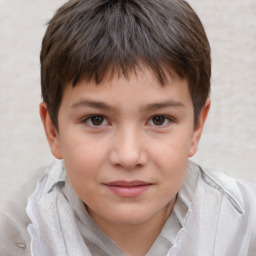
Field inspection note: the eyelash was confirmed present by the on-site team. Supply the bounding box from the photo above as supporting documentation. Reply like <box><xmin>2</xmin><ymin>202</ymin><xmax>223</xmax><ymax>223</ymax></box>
<box><xmin>147</xmin><ymin>115</ymin><xmax>173</xmax><ymax>127</ymax></box>
<box><xmin>82</xmin><ymin>115</ymin><xmax>109</xmax><ymax>127</ymax></box>
<box><xmin>82</xmin><ymin>114</ymin><xmax>173</xmax><ymax>128</ymax></box>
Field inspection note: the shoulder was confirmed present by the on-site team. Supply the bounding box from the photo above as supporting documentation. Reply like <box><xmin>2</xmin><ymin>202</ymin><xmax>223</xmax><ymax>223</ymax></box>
<box><xmin>187</xmin><ymin>161</ymin><xmax>256</xmax><ymax>216</ymax></box>
<box><xmin>198</xmin><ymin>164</ymin><xmax>256</xmax><ymax>253</ymax></box>
<box><xmin>199</xmin><ymin>165</ymin><xmax>256</xmax><ymax>209</ymax></box>
<box><xmin>0</xmin><ymin>166</ymin><xmax>47</xmax><ymax>256</ymax></box>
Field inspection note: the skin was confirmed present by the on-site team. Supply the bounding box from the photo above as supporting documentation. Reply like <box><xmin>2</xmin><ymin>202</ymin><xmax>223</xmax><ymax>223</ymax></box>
<box><xmin>40</xmin><ymin>66</ymin><xmax>210</xmax><ymax>255</ymax></box>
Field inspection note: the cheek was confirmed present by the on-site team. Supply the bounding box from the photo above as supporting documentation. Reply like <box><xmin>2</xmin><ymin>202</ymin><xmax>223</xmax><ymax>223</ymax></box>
<box><xmin>150</xmin><ymin>137</ymin><xmax>190</xmax><ymax>185</ymax></box>
<box><xmin>151</xmin><ymin>133</ymin><xmax>192</xmax><ymax>164</ymax></box>
<box><xmin>60</xmin><ymin>136</ymin><xmax>108</xmax><ymax>188</ymax></box>
<box><xmin>62</xmin><ymin>148</ymin><xmax>104</xmax><ymax>204</ymax></box>
<box><xmin>61</xmin><ymin>130</ymin><xmax>107</xmax><ymax>164</ymax></box>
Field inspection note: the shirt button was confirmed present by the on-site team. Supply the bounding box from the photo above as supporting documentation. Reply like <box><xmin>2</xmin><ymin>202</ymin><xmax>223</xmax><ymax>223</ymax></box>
<box><xmin>16</xmin><ymin>243</ymin><xmax>26</xmax><ymax>249</ymax></box>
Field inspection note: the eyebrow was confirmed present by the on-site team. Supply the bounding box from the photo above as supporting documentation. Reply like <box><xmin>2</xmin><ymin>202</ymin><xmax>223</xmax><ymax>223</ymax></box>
<box><xmin>71</xmin><ymin>99</ymin><xmax>185</xmax><ymax>111</ymax></box>
<box><xmin>71</xmin><ymin>99</ymin><xmax>115</xmax><ymax>110</ymax></box>
<box><xmin>140</xmin><ymin>100</ymin><xmax>185</xmax><ymax>112</ymax></box>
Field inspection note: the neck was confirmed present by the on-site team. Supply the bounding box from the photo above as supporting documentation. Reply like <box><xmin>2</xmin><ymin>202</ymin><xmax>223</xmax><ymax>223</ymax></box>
<box><xmin>89</xmin><ymin>199</ymin><xmax>175</xmax><ymax>256</ymax></box>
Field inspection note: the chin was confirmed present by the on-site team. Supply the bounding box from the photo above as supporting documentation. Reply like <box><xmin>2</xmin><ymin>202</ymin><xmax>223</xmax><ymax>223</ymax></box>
<box><xmin>107</xmin><ymin>206</ymin><xmax>158</xmax><ymax>226</ymax></box>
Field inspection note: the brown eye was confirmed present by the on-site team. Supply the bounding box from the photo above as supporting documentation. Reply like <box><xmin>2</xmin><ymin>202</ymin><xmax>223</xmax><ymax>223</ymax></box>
<box><xmin>84</xmin><ymin>115</ymin><xmax>108</xmax><ymax>126</ymax></box>
<box><xmin>90</xmin><ymin>116</ymin><xmax>104</xmax><ymax>126</ymax></box>
<box><xmin>152</xmin><ymin>116</ymin><xmax>167</xmax><ymax>126</ymax></box>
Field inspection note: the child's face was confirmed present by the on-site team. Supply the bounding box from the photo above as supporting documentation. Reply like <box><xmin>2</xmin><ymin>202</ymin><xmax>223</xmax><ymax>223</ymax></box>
<box><xmin>41</xmin><ymin>66</ymin><xmax>209</xmax><ymax>229</ymax></box>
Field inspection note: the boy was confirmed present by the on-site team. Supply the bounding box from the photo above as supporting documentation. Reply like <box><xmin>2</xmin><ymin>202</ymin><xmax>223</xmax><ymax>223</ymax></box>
<box><xmin>1</xmin><ymin>0</ymin><xmax>256</xmax><ymax>255</ymax></box>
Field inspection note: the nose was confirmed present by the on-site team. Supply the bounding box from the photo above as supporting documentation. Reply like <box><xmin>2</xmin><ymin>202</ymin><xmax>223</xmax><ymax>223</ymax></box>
<box><xmin>109</xmin><ymin>127</ymin><xmax>148</xmax><ymax>170</ymax></box>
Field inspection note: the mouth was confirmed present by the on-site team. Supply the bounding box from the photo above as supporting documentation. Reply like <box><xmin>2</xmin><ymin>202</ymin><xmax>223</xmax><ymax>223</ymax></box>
<box><xmin>103</xmin><ymin>180</ymin><xmax>152</xmax><ymax>197</ymax></box>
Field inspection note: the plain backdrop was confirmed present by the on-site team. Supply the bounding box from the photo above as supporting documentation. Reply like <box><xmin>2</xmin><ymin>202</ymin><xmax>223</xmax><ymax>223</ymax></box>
<box><xmin>0</xmin><ymin>0</ymin><xmax>256</xmax><ymax>204</ymax></box>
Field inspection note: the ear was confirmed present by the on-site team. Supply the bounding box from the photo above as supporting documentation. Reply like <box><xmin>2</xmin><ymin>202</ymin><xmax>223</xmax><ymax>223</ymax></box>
<box><xmin>188</xmin><ymin>99</ymin><xmax>210</xmax><ymax>157</ymax></box>
<box><xmin>39</xmin><ymin>102</ymin><xmax>63</xmax><ymax>159</ymax></box>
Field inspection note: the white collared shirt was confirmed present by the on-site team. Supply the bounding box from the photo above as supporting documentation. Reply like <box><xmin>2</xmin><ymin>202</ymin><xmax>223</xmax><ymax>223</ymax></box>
<box><xmin>1</xmin><ymin>160</ymin><xmax>255</xmax><ymax>255</ymax></box>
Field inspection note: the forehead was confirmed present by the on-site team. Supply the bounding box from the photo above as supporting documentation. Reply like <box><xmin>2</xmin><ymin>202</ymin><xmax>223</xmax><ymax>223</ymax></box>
<box><xmin>72</xmin><ymin>64</ymin><xmax>186</xmax><ymax>90</ymax></box>
<box><xmin>60</xmin><ymin>66</ymin><xmax>192</xmax><ymax>111</ymax></box>
<box><xmin>71</xmin><ymin>60</ymin><xmax>184</xmax><ymax>87</ymax></box>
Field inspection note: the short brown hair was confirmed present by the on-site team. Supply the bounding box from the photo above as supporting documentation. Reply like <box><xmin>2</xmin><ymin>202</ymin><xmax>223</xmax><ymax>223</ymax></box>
<box><xmin>40</xmin><ymin>0</ymin><xmax>211</xmax><ymax>128</ymax></box>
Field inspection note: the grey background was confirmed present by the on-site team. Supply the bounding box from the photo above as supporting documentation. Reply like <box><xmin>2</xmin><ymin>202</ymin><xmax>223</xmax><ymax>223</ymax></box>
<box><xmin>0</xmin><ymin>0</ymin><xmax>256</xmax><ymax>204</ymax></box>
